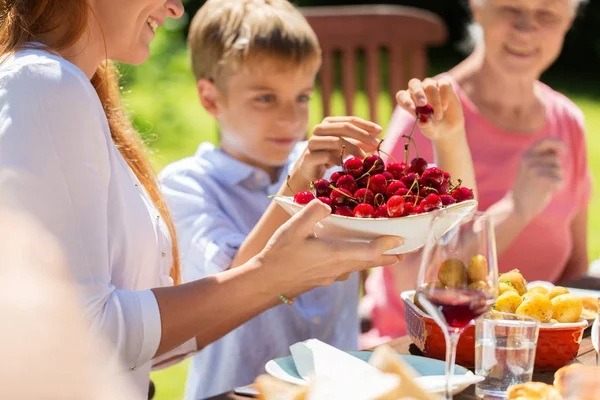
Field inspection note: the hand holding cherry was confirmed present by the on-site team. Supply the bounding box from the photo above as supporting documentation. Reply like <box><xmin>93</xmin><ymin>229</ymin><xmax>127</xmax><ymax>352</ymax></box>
<box><xmin>395</xmin><ymin>77</ymin><xmax>465</xmax><ymax>142</ymax></box>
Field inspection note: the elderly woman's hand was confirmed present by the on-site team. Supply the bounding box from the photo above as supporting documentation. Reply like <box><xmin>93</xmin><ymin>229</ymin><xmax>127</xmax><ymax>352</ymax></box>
<box><xmin>259</xmin><ymin>200</ymin><xmax>404</xmax><ymax>298</ymax></box>
<box><xmin>395</xmin><ymin>77</ymin><xmax>465</xmax><ymax>142</ymax></box>
<box><xmin>509</xmin><ymin>138</ymin><xmax>566</xmax><ymax>223</ymax></box>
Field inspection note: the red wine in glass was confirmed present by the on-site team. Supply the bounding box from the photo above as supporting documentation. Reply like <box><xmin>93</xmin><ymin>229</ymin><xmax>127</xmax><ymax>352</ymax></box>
<box><xmin>420</xmin><ymin>289</ymin><xmax>495</xmax><ymax>330</ymax></box>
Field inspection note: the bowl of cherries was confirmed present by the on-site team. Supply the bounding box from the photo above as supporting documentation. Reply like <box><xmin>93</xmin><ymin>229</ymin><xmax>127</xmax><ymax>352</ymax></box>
<box><xmin>274</xmin><ymin>105</ymin><xmax>478</xmax><ymax>254</ymax></box>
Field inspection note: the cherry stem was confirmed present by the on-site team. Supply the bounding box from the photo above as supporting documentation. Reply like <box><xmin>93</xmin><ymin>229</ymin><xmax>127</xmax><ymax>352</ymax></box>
<box><xmin>309</xmin><ymin>180</ymin><xmax>317</xmax><ymax>198</ymax></box>
<box><xmin>357</xmin><ymin>161</ymin><xmax>378</xmax><ymax>181</ymax></box>
<box><xmin>408</xmin><ymin>177</ymin><xmax>420</xmax><ymax>203</ymax></box>
<box><xmin>329</xmin><ymin>184</ymin><xmax>358</xmax><ymax>204</ymax></box>
<box><xmin>340</xmin><ymin>145</ymin><xmax>346</xmax><ymax>173</ymax></box>
<box><xmin>286</xmin><ymin>175</ymin><xmax>296</xmax><ymax>195</ymax></box>
<box><xmin>375</xmin><ymin>193</ymin><xmax>385</xmax><ymax>208</ymax></box>
<box><xmin>376</xmin><ymin>139</ymin><xmax>398</xmax><ymax>163</ymax></box>
<box><xmin>403</xmin><ymin>116</ymin><xmax>420</xmax><ymax>164</ymax></box>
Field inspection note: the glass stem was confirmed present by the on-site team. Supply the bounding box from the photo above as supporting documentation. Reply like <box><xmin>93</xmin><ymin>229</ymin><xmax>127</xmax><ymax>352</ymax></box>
<box><xmin>444</xmin><ymin>330</ymin><xmax>461</xmax><ymax>400</ymax></box>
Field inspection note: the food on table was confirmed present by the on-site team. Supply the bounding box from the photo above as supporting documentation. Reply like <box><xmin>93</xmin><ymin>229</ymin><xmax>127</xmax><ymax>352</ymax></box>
<box><xmin>494</xmin><ymin>291</ymin><xmax>522</xmax><ymax>314</ymax></box>
<box><xmin>290</xmin><ymin>104</ymin><xmax>475</xmax><ymax>218</ymax></box>
<box><xmin>255</xmin><ymin>375</ymin><xmax>306</xmax><ymax>400</ymax></box>
<box><xmin>506</xmin><ymin>381</ymin><xmax>562</xmax><ymax>400</ymax></box>
<box><xmin>515</xmin><ymin>293</ymin><xmax>553</xmax><ymax>323</ymax></box>
<box><xmin>489</xmin><ymin>270</ymin><xmax>591</xmax><ymax>324</ymax></box>
<box><xmin>437</xmin><ymin>259</ymin><xmax>468</xmax><ymax>289</ymax></box>
<box><xmin>546</xmin><ymin>286</ymin><xmax>570</xmax><ymax>301</ymax></box>
<box><xmin>254</xmin><ymin>344</ymin><xmax>435</xmax><ymax>400</ymax></box>
<box><xmin>468</xmin><ymin>254</ymin><xmax>488</xmax><ymax>282</ymax></box>
<box><xmin>498</xmin><ymin>269</ymin><xmax>528</xmax><ymax>296</ymax></box>
<box><xmin>554</xmin><ymin>364</ymin><xmax>600</xmax><ymax>399</ymax></box>
<box><xmin>527</xmin><ymin>286</ymin><xmax>548</xmax><ymax>295</ymax></box>
<box><xmin>551</xmin><ymin>294</ymin><xmax>583</xmax><ymax>323</ymax></box>
<box><xmin>499</xmin><ymin>281</ymin><xmax>518</xmax><ymax>295</ymax></box>
<box><xmin>468</xmin><ymin>280</ymin><xmax>490</xmax><ymax>291</ymax></box>
<box><xmin>581</xmin><ymin>296</ymin><xmax>599</xmax><ymax>320</ymax></box>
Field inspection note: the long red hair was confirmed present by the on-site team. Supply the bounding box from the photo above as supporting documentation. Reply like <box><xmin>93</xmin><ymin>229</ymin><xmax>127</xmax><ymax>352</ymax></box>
<box><xmin>0</xmin><ymin>0</ymin><xmax>181</xmax><ymax>284</ymax></box>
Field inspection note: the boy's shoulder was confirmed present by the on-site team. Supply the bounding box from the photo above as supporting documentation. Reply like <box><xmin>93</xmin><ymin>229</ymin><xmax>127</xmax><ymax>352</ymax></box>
<box><xmin>158</xmin><ymin>142</ymin><xmax>224</xmax><ymax>190</ymax></box>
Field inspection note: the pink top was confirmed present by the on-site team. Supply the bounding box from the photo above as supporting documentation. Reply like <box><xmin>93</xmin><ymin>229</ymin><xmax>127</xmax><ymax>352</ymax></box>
<box><xmin>359</xmin><ymin>76</ymin><xmax>592</xmax><ymax>349</ymax></box>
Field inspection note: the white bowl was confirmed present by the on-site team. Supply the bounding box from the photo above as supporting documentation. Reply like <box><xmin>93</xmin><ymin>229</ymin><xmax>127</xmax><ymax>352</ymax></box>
<box><xmin>274</xmin><ymin>197</ymin><xmax>478</xmax><ymax>254</ymax></box>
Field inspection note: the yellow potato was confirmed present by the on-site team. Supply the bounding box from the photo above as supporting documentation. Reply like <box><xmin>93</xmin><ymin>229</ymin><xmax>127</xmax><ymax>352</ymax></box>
<box><xmin>499</xmin><ymin>282</ymin><xmax>518</xmax><ymax>295</ymax></box>
<box><xmin>551</xmin><ymin>294</ymin><xmax>583</xmax><ymax>323</ymax></box>
<box><xmin>547</xmin><ymin>286</ymin><xmax>570</xmax><ymax>301</ymax></box>
<box><xmin>468</xmin><ymin>280</ymin><xmax>490</xmax><ymax>291</ymax></box>
<box><xmin>494</xmin><ymin>291</ymin><xmax>523</xmax><ymax>314</ymax></box>
<box><xmin>515</xmin><ymin>293</ymin><xmax>553</xmax><ymax>323</ymax></box>
<box><xmin>438</xmin><ymin>259</ymin><xmax>468</xmax><ymax>289</ymax></box>
<box><xmin>527</xmin><ymin>286</ymin><xmax>549</xmax><ymax>295</ymax></box>
<box><xmin>498</xmin><ymin>269</ymin><xmax>528</xmax><ymax>295</ymax></box>
<box><xmin>468</xmin><ymin>255</ymin><xmax>488</xmax><ymax>282</ymax></box>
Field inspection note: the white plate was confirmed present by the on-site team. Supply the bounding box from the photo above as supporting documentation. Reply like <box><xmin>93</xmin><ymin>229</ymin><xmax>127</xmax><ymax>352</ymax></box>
<box><xmin>274</xmin><ymin>196</ymin><xmax>478</xmax><ymax>254</ymax></box>
<box><xmin>265</xmin><ymin>351</ymin><xmax>479</xmax><ymax>396</ymax></box>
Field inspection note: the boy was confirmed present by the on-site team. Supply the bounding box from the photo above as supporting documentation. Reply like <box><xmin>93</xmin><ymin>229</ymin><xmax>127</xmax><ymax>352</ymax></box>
<box><xmin>159</xmin><ymin>1</ymin><xmax>383</xmax><ymax>398</ymax></box>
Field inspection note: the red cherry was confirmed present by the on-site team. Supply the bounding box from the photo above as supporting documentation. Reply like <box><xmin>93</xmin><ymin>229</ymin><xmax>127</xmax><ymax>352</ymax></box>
<box><xmin>318</xmin><ymin>196</ymin><xmax>332</xmax><ymax>207</ymax></box>
<box><xmin>334</xmin><ymin>205</ymin><xmax>354</xmax><ymax>217</ymax></box>
<box><xmin>386</xmin><ymin>195</ymin><xmax>405</xmax><ymax>218</ymax></box>
<box><xmin>313</xmin><ymin>179</ymin><xmax>331</xmax><ymax>197</ymax></box>
<box><xmin>294</xmin><ymin>191</ymin><xmax>315</xmax><ymax>205</ymax></box>
<box><xmin>383</xmin><ymin>171</ymin><xmax>394</xmax><ymax>182</ymax></box>
<box><xmin>409</xmin><ymin>158</ymin><xmax>428</xmax><ymax>175</ymax></box>
<box><xmin>353</xmin><ymin>203</ymin><xmax>375</xmax><ymax>218</ymax></box>
<box><xmin>404</xmin><ymin>202</ymin><xmax>414</xmax><ymax>215</ymax></box>
<box><xmin>330</xmin><ymin>171</ymin><xmax>343</xmax><ymax>184</ymax></box>
<box><xmin>354</xmin><ymin>188</ymin><xmax>375</xmax><ymax>205</ymax></box>
<box><xmin>330</xmin><ymin>187</ymin><xmax>354</xmax><ymax>206</ymax></box>
<box><xmin>356</xmin><ymin>174</ymin><xmax>370</xmax><ymax>188</ymax></box>
<box><xmin>387</xmin><ymin>162</ymin><xmax>407</xmax><ymax>180</ymax></box>
<box><xmin>440</xmin><ymin>194</ymin><xmax>456</xmax><ymax>206</ymax></box>
<box><xmin>375</xmin><ymin>204</ymin><xmax>389</xmax><ymax>218</ymax></box>
<box><xmin>336</xmin><ymin>174</ymin><xmax>359</xmax><ymax>194</ymax></box>
<box><xmin>368</xmin><ymin>174</ymin><xmax>388</xmax><ymax>194</ymax></box>
<box><xmin>421</xmin><ymin>167</ymin><xmax>444</xmax><ymax>187</ymax></box>
<box><xmin>386</xmin><ymin>181</ymin><xmax>407</xmax><ymax>199</ymax></box>
<box><xmin>422</xmin><ymin>193</ymin><xmax>442</xmax><ymax>212</ymax></box>
<box><xmin>452</xmin><ymin>187</ymin><xmax>474</xmax><ymax>202</ymax></box>
<box><xmin>344</xmin><ymin>157</ymin><xmax>364</xmax><ymax>177</ymax></box>
<box><xmin>394</xmin><ymin>188</ymin><xmax>416</xmax><ymax>204</ymax></box>
<box><xmin>416</xmin><ymin>104</ymin><xmax>434</xmax><ymax>123</ymax></box>
<box><xmin>413</xmin><ymin>204</ymin><xmax>425</xmax><ymax>214</ymax></box>
<box><xmin>363</xmin><ymin>154</ymin><xmax>385</xmax><ymax>175</ymax></box>
<box><xmin>401</xmin><ymin>173</ymin><xmax>419</xmax><ymax>193</ymax></box>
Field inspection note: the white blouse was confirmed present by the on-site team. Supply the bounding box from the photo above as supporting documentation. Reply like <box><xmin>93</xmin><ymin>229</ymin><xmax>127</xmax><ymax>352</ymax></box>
<box><xmin>0</xmin><ymin>48</ymin><xmax>196</xmax><ymax>397</ymax></box>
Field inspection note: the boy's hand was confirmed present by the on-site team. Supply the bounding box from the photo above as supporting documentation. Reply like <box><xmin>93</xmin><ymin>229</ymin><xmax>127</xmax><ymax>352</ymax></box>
<box><xmin>287</xmin><ymin>116</ymin><xmax>382</xmax><ymax>193</ymax></box>
<box><xmin>395</xmin><ymin>77</ymin><xmax>465</xmax><ymax>143</ymax></box>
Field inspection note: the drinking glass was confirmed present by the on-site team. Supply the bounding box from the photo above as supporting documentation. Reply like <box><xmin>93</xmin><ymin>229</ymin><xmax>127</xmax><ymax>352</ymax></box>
<box><xmin>415</xmin><ymin>210</ymin><xmax>499</xmax><ymax>400</ymax></box>
<box><xmin>475</xmin><ymin>312</ymin><xmax>540</xmax><ymax>399</ymax></box>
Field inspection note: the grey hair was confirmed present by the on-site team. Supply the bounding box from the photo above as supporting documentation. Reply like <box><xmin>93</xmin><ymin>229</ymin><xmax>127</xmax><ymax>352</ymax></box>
<box><xmin>460</xmin><ymin>0</ymin><xmax>589</xmax><ymax>54</ymax></box>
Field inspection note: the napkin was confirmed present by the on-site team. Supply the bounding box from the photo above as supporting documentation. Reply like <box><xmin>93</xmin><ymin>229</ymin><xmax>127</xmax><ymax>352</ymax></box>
<box><xmin>288</xmin><ymin>339</ymin><xmax>435</xmax><ymax>400</ymax></box>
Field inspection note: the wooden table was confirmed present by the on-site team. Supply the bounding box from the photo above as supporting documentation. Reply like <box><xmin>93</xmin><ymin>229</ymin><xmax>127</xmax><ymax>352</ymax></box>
<box><xmin>207</xmin><ymin>276</ymin><xmax>599</xmax><ymax>400</ymax></box>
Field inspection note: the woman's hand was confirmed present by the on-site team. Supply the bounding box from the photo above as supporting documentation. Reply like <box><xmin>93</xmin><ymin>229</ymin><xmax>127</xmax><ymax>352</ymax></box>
<box><xmin>286</xmin><ymin>117</ymin><xmax>382</xmax><ymax>194</ymax></box>
<box><xmin>509</xmin><ymin>138</ymin><xmax>565</xmax><ymax>223</ymax></box>
<box><xmin>259</xmin><ymin>200</ymin><xmax>404</xmax><ymax>297</ymax></box>
<box><xmin>395</xmin><ymin>77</ymin><xmax>465</xmax><ymax>142</ymax></box>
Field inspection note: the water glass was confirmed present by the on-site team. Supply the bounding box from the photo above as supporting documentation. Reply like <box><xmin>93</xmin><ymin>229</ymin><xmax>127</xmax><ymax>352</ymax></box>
<box><xmin>475</xmin><ymin>312</ymin><xmax>540</xmax><ymax>399</ymax></box>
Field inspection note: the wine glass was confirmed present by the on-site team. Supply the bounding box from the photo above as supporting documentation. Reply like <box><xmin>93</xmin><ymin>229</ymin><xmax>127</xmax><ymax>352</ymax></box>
<box><xmin>415</xmin><ymin>210</ymin><xmax>499</xmax><ymax>400</ymax></box>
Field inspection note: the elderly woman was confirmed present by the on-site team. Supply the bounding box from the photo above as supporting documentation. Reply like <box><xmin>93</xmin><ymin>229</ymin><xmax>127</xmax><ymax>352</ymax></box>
<box><xmin>360</xmin><ymin>0</ymin><xmax>593</xmax><ymax>348</ymax></box>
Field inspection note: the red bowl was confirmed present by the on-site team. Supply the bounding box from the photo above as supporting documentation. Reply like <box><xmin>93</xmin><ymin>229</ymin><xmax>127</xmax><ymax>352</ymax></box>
<box><xmin>401</xmin><ymin>290</ymin><xmax>588</xmax><ymax>370</ymax></box>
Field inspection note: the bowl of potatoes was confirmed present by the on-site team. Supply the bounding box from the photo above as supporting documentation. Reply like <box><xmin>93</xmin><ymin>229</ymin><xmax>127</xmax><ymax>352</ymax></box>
<box><xmin>402</xmin><ymin>269</ymin><xmax>591</xmax><ymax>370</ymax></box>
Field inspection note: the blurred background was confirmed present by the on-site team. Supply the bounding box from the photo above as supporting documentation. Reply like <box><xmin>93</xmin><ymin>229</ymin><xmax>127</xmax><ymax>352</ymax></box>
<box><xmin>120</xmin><ymin>1</ymin><xmax>600</xmax><ymax>397</ymax></box>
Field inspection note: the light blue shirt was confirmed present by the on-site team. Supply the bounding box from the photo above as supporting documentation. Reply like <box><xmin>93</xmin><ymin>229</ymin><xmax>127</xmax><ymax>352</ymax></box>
<box><xmin>159</xmin><ymin>142</ymin><xmax>360</xmax><ymax>399</ymax></box>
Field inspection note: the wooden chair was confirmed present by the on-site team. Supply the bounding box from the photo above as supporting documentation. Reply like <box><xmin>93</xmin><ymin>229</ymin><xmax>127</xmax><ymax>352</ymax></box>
<box><xmin>301</xmin><ymin>5</ymin><xmax>448</xmax><ymax>124</ymax></box>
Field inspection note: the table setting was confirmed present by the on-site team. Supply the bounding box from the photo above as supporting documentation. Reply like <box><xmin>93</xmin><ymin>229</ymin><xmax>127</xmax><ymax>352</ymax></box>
<box><xmin>208</xmin><ymin>150</ymin><xmax>600</xmax><ymax>400</ymax></box>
